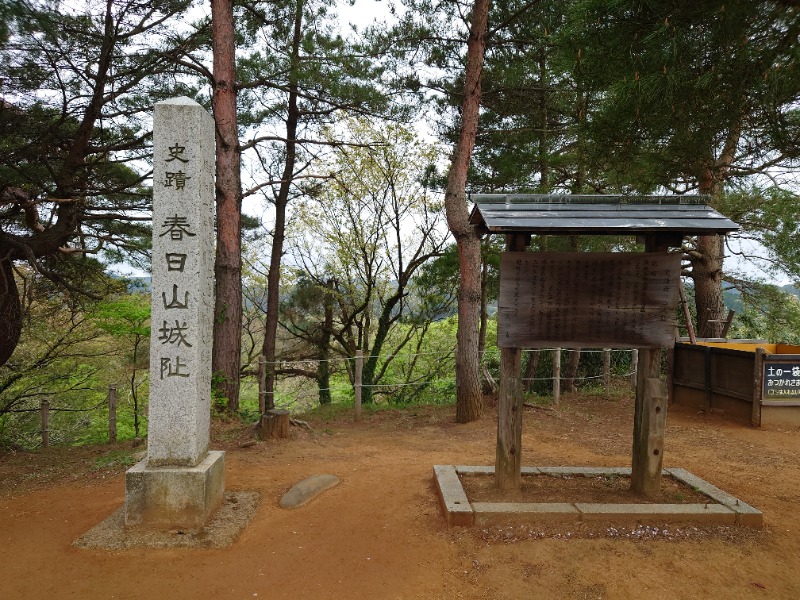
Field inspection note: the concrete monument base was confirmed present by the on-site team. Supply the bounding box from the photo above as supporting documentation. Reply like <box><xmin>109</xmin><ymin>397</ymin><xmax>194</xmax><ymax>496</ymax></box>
<box><xmin>125</xmin><ymin>450</ymin><xmax>225</xmax><ymax>528</ymax></box>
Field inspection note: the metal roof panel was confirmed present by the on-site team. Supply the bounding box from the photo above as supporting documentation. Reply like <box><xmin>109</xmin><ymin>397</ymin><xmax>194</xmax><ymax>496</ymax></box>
<box><xmin>469</xmin><ymin>194</ymin><xmax>739</xmax><ymax>234</ymax></box>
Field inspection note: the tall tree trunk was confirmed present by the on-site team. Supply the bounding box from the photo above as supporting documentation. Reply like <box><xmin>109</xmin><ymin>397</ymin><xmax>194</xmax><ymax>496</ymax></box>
<box><xmin>537</xmin><ymin>50</ymin><xmax>549</xmax><ymax>192</ymax></box>
<box><xmin>211</xmin><ymin>0</ymin><xmax>243</xmax><ymax>412</ymax></box>
<box><xmin>523</xmin><ymin>350</ymin><xmax>540</xmax><ymax>394</ymax></box>
<box><xmin>261</xmin><ymin>0</ymin><xmax>303</xmax><ymax>412</ymax></box>
<box><xmin>0</xmin><ymin>258</ymin><xmax>21</xmax><ymax>366</ymax></box>
<box><xmin>692</xmin><ymin>166</ymin><xmax>730</xmax><ymax>338</ymax></box>
<box><xmin>317</xmin><ymin>279</ymin><xmax>333</xmax><ymax>405</ymax></box>
<box><xmin>691</xmin><ymin>234</ymin><xmax>726</xmax><ymax>337</ymax></box>
<box><xmin>446</xmin><ymin>0</ymin><xmax>490</xmax><ymax>424</ymax></box>
<box><xmin>562</xmin><ymin>349</ymin><xmax>581</xmax><ymax>392</ymax></box>
<box><xmin>691</xmin><ymin>119</ymin><xmax>740</xmax><ymax>338</ymax></box>
<box><xmin>478</xmin><ymin>238</ymin><xmax>490</xmax><ymax>356</ymax></box>
<box><xmin>478</xmin><ymin>238</ymin><xmax>497</xmax><ymax>394</ymax></box>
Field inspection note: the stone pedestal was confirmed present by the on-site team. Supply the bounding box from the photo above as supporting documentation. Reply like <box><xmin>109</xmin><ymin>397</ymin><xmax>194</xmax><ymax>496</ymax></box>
<box><xmin>125</xmin><ymin>451</ymin><xmax>225</xmax><ymax>528</ymax></box>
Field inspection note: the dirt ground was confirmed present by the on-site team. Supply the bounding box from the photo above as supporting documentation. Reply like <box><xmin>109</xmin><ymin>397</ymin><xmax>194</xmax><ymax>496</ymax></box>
<box><xmin>2</xmin><ymin>391</ymin><xmax>800</xmax><ymax>600</ymax></box>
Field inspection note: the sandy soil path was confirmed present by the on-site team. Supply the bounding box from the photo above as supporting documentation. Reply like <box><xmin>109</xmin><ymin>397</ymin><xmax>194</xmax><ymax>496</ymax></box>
<box><xmin>2</xmin><ymin>392</ymin><xmax>799</xmax><ymax>599</ymax></box>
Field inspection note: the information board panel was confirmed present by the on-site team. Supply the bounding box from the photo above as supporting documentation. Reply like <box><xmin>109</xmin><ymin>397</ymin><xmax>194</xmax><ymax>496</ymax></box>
<box><xmin>763</xmin><ymin>361</ymin><xmax>800</xmax><ymax>400</ymax></box>
<box><xmin>498</xmin><ymin>252</ymin><xmax>681</xmax><ymax>349</ymax></box>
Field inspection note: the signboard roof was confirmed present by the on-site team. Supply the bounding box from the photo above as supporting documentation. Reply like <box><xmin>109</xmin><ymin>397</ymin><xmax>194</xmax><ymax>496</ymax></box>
<box><xmin>469</xmin><ymin>194</ymin><xmax>740</xmax><ymax>235</ymax></box>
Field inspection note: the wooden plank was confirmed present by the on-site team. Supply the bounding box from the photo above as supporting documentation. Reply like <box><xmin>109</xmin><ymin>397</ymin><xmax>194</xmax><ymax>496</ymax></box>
<box><xmin>498</xmin><ymin>252</ymin><xmax>681</xmax><ymax>348</ymax></box>
<box><xmin>672</xmin><ymin>379</ymin><xmax>707</xmax><ymax>391</ymax></box>
<box><xmin>752</xmin><ymin>348</ymin><xmax>765</xmax><ymax>427</ymax></box>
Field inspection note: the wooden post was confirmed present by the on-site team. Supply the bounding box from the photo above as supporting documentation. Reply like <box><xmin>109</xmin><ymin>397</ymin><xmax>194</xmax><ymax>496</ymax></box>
<box><xmin>631</xmin><ymin>377</ymin><xmax>667</xmax><ymax>496</ymax></box>
<box><xmin>552</xmin><ymin>348</ymin><xmax>561</xmax><ymax>405</ymax></box>
<box><xmin>258</xmin><ymin>408</ymin><xmax>290</xmax><ymax>439</ymax></box>
<box><xmin>702</xmin><ymin>345</ymin><xmax>712</xmax><ymax>411</ymax></box>
<box><xmin>752</xmin><ymin>347</ymin><xmax>765</xmax><ymax>427</ymax></box>
<box><xmin>631</xmin><ymin>234</ymin><xmax>670</xmax><ymax>497</ymax></box>
<box><xmin>666</xmin><ymin>345</ymin><xmax>675</xmax><ymax>406</ymax></box>
<box><xmin>678</xmin><ymin>279</ymin><xmax>696</xmax><ymax>344</ymax></box>
<box><xmin>258</xmin><ymin>355</ymin><xmax>267</xmax><ymax>415</ymax></box>
<box><xmin>602</xmin><ymin>348</ymin><xmax>611</xmax><ymax>390</ymax></box>
<box><xmin>630</xmin><ymin>349</ymin><xmax>638</xmax><ymax>387</ymax></box>
<box><xmin>354</xmin><ymin>349</ymin><xmax>363</xmax><ymax>422</ymax></box>
<box><xmin>495</xmin><ymin>233</ymin><xmax>526</xmax><ymax>491</ymax></box>
<box><xmin>108</xmin><ymin>385</ymin><xmax>117</xmax><ymax>443</ymax></box>
<box><xmin>40</xmin><ymin>398</ymin><xmax>50</xmax><ymax>448</ymax></box>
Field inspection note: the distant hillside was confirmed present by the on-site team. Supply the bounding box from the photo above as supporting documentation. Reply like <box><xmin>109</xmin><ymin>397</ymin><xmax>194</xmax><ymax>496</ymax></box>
<box><xmin>723</xmin><ymin>283</ymin><xmax>799</xmax><ymax>313</ymax></box>
<box><xmin>124</xmin><ymin>276</ymin><xmax>151</xmax><ymax>293</ymax></box>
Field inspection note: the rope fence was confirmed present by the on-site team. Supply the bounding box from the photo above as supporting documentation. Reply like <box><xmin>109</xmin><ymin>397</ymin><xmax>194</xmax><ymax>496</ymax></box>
<box><xmin>19</xmin><ymin>348</ymin><xmax>643</xmax><ymax>447</ymax></box>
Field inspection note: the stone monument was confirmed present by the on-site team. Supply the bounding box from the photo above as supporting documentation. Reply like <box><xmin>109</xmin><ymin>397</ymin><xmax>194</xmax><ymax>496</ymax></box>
<box><xmin>124</xmin><ymin>97</ymin><xmax>224</xmax><ymax>528</ymax></box>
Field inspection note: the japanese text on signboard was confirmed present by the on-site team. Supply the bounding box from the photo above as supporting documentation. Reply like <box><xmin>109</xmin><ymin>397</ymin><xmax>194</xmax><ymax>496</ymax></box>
<box><xmin>497</xmin><ymin>252</ymin><xmax>681</xmax><ymax>349</ymax></box>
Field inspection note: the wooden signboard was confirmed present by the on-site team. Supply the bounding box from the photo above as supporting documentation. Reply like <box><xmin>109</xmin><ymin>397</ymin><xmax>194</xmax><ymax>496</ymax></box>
<box><xmin>498</xmin><ymin>252</ymin><xmax>681</xmax><ymax>349</ymax></box>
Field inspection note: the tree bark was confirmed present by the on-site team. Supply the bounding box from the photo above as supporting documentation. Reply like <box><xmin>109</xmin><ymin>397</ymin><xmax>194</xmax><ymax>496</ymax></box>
<box><xmin>317</xmin><ymin>279</ymin><xmax>334</xmax><ymax>405</ymax></box>
<box><xmin>523</xmin><ymin>349</ymin><xmax>540</xmax><ymax>394</ymax></box>
<box><xmin>562</xmin><ymin>348</ymin><xmax>581</xmax><ymax>392</ymax></box>
<box><xmin>211</xmin><ymin>0</ymin><xmax>243</xmax><ymax>412</ymax></box>
<box><xmin>447</xmin><ymin>0</ymin><xmax>490</xmax><ymax>424</ymax></box>
<box><xmin>261</xmin><ymin>0</ymin><xmax>304</xmax><ymax>412</ymax></box>
<box><xmin>0</xmin><ymin>259</ymin><xmax>21</xmax><ymax>366</ymax></box>
<box><xmin>691</xmin><ymin>234</ymin><xmax>726</xmax><ymax>337</ymax></box>
<box><xmin>691</xmin><ymin>162</ymin><xmax>732</xmax><ymax>339</ymax></box>
<box><xmin>478</xmin><ymin>238</ymin><xmax>497</xmax><ymax>394</ymax></box>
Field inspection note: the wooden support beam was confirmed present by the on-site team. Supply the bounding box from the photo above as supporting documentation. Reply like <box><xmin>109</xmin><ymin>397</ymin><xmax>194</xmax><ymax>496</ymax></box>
<box><xmin>495</xmin><ymin>233</ymin><xmax>527</xmax><ymax>491</ymax></box>
<box><xmin>678</xmin><ymin>279</ymin><xmax>696</xmax><ymax>344</ymax></box>
<box><xmin>496</xmin><ymin>344</ymin><xmax>523</xmax><ymax>490</ymax></box>
<box><xmin>631</xmin><ymin>234</ymin><xmax>670</xmax><ymax>497</ymax></box>
<box><xmin>631</xmin><ymin>376</ymin><xmax>668</xmax><ymax>496</ymax></box>
<box><xmin>751</xmin><ymin>347</ymin><xmax>765</xmax><ymax>427</ymax></box>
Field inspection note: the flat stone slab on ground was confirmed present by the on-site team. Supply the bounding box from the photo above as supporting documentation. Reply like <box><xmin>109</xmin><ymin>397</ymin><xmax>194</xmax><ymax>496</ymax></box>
<box><xmin>280</xmin><ymin>474</ymin><xmax>340</xmax><ymax>509</ymax></box>
<box><xmin>74</xmin><ymin>491</ymin><xmax>258</xmax><ymax>550</ymax></box>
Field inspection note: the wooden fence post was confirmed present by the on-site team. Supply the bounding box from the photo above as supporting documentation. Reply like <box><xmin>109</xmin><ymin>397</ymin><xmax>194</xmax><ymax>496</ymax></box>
<box><xmin>552</xmin><ymin>348</ymin><xmax>561</xmax><ymax>405</ymax></box>
<box><xmin>108</xmin><ymin>385</ymin><xmax>117</xmax><ymax>443</ymax></box>
<box><xmin>354</xmin><ymin>350</ymin><xmax>363</xmax><ymax>422</ymax></box>
<box><xmin>258</xmin><ymin>355</ymin><xmax>266</xmax><ymax>415</ymax></box>
<box><xmin>603</xmin><ymin>348</ymin><xmax>611</xmax><ymax>390</ymax></box>
<box><xmin>752</xmin><ymin>347</ymin><xmax>765</xmax><ymax>427</ymax></box>
<box><xmin>40</xmin><ymin>398</ymin><xmax>50</xmax><ymax>448</ymax></box>
<box><xmin>630</xmin><ymin>349</ymin><xmax>639</xmax><ymax>387</ymax></box>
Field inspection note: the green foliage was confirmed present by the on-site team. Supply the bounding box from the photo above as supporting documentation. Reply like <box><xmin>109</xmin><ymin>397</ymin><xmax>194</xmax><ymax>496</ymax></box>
<box><xmin>568</xmin><ymin>0</ymin><xmax>800</xmax><ymax>190</ymax></box>
<box><xmin>728</xmin><ymin>283</ymin><xmax>800</xmax><ymax>344</ymax></box>
<box><xmin>0</xmin><ymin>265</ymin><xmax>154</xmax><ymax>448</ymax></box>
<box><xmin>717</xmin><ymin>186</ymin><xmax>800</xmax><ymax>281</ymax></box>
